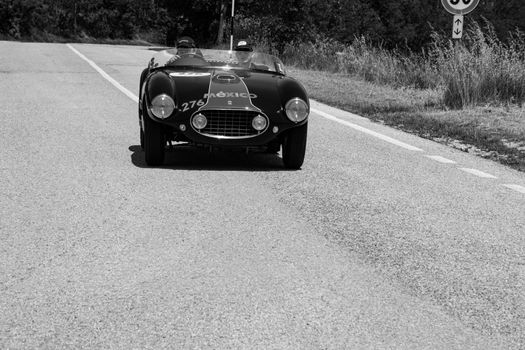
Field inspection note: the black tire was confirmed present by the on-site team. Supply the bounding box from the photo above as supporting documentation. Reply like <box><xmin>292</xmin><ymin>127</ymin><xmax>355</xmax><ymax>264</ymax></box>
<box><xmin>139</xmin><ymin>68</ymin><xmax>149</xmax><ymax>94</ymax></box>
<box><xmin>143</xmin><ymin>115</ymin><xmax>165</xmax><ymax>166</ymax></box>
<box><xmin>138</xmin><ymin>68</ymin><xmax>149</xmax><ymax>150</ymax></box>
<box><xmin>282</xmin><ymin>123</ymin><xmax>307</xmax><ymax>169</ymax></box>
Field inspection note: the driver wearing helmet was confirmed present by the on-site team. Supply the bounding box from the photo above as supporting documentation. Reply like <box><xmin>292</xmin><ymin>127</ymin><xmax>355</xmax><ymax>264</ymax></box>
<box><xmin>176</xmin><ymin>36</ymin><xmax>203</xmax><ymax>56</ymax></box>
<box><xmin>234</xmin><ymin>40</ymin><xmax>255</xmax><ymax>67</ymax></box>
<box><xmin>166</xmin><ymin>36</ymin><xmax>205</xmax><ymax>66</ymax></box>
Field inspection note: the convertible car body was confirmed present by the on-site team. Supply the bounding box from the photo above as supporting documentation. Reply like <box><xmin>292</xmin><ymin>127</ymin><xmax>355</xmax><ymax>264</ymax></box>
<box><xmin>138</xmin><ymin>48</ymin><xmax>309</xmax><ymax>169</ymax></box>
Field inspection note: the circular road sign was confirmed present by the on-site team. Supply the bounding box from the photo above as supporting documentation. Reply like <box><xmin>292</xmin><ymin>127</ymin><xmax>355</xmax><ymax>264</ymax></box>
<box><xmin>441</xmin><ymin>0</ymin><xmax>480</xmax><ymax>15</ymax></box>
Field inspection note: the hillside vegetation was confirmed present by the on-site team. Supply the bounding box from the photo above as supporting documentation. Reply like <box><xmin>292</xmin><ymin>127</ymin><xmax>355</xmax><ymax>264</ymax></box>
<box><xmin>1</xmin><ymin>0</ymin><xmax>523</xmax><ymax>49</ymax></box>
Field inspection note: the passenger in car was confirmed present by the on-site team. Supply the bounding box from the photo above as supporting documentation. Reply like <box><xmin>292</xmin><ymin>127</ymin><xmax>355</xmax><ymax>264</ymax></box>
<box><xmin>234</xmin><ymin>40</ymin><xmax>270</xmax><ymax>71</ymax></box>
<box><xmin>234</xmin><ymin>39</ymin><xmax>254</xmax><ymax>66</ymax></box>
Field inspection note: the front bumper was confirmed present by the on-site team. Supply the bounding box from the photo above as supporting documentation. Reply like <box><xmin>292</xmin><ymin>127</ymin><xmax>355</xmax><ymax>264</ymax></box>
<box><xmin>147</xmin><ymin>108</ymin><xmax>306</xmax><ymax>146</ymax></box>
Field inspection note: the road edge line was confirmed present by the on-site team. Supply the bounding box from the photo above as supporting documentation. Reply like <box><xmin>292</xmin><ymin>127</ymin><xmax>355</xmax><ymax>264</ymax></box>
<box><xmin>502</xmin><ymin>184</ymin><xmax>525</xmax><ymax>194</ymax></box>
<box><xmin>66</xmin><ymin>44</ymin><xmax>139</xmax><ymax>103</ymax></box>
<box><xmin>311</xmin><ymin>107</ymin><xmax>424</xmax><ymax>152</ymax></box>
<box><xmin>459</xmin><ymin>168</ymin><xmax>498</xmax><ymax>179</ymax></box>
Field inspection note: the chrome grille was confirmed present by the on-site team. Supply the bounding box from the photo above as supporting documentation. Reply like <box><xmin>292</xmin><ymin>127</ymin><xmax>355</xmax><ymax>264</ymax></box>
<box><xmin>194</xmin><ymin>110</ymin><xmax>268</xmax><ymax>138</ymax></box>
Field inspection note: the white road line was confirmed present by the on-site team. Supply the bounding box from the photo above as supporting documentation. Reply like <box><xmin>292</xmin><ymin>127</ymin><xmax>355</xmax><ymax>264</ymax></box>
<box><xmin>310</xmin><ymin>100</ymin><xmax>368</xmax><ymax>120</ymax></box>
<box><xmin>459</xmin><ymin>168</ymin><xmax>498</xmax><ymax>179</ymax></box>
<box><xmin>425</xmin><ymin>155</ymin><xmax>457</xmax><ymax>164</ymax></box>
<box><xmin>67</xmin><ymin>44</ymin><xmax>139</xmax><ymax>103</ymax></box>
<box><xmin>311</xmin><ymin>107</ymin><xmax>424</xmax><ymax>152</ymax></box>
<box><xmin>502</xmin><ymin>184</ymin><xmax>525</xmax><ymax>194</ymax></box>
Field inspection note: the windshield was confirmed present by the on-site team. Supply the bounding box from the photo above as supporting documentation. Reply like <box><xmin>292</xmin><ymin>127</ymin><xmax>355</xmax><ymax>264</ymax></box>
<box><xmin>149</xmin><ymin>48</ymin><xmax>286</xmax><ymax>75</ymax></box>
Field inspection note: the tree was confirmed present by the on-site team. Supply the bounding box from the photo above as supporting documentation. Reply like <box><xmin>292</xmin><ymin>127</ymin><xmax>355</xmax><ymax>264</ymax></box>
<box><xmin>0</xmin><ymin>0</ymin><xmax>523</xmax><ymax>50</ymax></box>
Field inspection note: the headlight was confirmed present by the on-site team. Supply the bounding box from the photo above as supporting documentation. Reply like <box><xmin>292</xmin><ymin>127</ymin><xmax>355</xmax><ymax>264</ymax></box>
<box><xmin>150</xmin><ymin>94</ymin><xmax>175</xmax><ymax>119</ymax></box>
<box><xmin>252</xmin><ymin>114</ymin><xmax>267</xmax><ymax>131</ymax></box>
<box><xmin>285</xmin><ymin>98</ymin><xmax>309</xmax><ymax>122</ymax></box>
<box><xmin>192</xmin><ymin>113</ymin><xmax>207</xmax><ymax>130</ymax></box>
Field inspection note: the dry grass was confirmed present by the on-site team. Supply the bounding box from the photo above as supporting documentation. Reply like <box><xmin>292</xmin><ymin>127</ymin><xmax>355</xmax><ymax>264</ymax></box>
<box><xmin>287</xmin><ymin>67</ymin><xmax>442</xmax><ymax>113</ymax></box>
<box><xmin>283</xmin><ymin>36</ymin><xmax>440</xmax><ymax>90</ymax></box>
<box><xmin>282</xmin><ymin>22</ymin><xmax>525</xmax><ymax>109</ymax></box>
<box><xmin>431</xmin><ymin>24</ymin><xmax>525</xmax><ymax>109</ymax></box>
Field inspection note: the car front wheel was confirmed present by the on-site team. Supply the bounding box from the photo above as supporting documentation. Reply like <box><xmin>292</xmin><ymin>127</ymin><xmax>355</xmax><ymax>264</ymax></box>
<box><xmin>143</xmin><ymin>115</ymin><xmax>165</xmax><ymax>166</ymax></box>
<box><xmin>138</xmin><ymin>68</ymin><xmax>149</xmax><ymax>150</ymax></box>
<box><xmin>282</xmin><ymin>123</ymin><xmax>307</xmax><ymax>169</ymax></box>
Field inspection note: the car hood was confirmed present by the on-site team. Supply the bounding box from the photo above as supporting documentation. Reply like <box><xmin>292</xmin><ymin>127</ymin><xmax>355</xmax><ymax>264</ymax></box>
<box><xmin>167</xmin><ymin>69</ymin><xmax>282</xmax><ymax>117</ymax></box>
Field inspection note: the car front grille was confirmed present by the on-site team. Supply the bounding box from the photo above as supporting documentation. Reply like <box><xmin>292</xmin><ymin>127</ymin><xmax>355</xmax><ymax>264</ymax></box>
<box><xmin>194</xmin><ymin>110</ymin><xmax>268</xmax><ymax>139</ymax></box>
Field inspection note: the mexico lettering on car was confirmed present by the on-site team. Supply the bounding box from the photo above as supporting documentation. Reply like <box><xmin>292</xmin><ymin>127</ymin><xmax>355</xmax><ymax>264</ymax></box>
<box><xmin>203</xmin><ymin>92</ymin><xmax>257</xmax><ymax>99</ymax></box>
<box><xmin>199</xmin><ymin>72</ymin><xmax>262</xmax><ymax>112</ymax></box>
<box><xmin>181</xmin><ymin>92</ymin><xmax>258</xmax><ymax>112</ymax></box>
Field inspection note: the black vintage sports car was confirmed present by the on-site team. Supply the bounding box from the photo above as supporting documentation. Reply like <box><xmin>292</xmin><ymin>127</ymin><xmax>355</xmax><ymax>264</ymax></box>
<box><xmin>138</xmin><ymin>48</ymin><xmax>309</xmax><ymax>169</ymax></box>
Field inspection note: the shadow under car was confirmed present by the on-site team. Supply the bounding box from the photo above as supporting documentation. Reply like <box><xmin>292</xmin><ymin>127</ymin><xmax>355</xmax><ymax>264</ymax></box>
<box><xmin>129</xmin><ymin>144</ymin><xmax>294</xmax><ymax>172</ymax></box>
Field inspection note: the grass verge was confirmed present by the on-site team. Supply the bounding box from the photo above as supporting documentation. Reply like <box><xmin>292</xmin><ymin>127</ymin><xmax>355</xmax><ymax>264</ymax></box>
<box><xmin>288</xmin><ymin>67</ymin><xmax>525</xmax><ymax>172</ymax></box>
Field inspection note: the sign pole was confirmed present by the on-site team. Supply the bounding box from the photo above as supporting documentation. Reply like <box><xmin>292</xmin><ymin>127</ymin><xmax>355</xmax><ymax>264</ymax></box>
<box><xmin>440</xmin><ymin>0</ymin><xmax>480</xmax><ymax>40</ymax></box>
<box><xmin>230</xmin><ymin>0</ymin><xmax>235</xmax><ymax>50</ymax></box>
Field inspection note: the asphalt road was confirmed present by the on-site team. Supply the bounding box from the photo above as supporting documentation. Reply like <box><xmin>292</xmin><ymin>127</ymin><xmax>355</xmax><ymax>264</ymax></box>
<box><xmin>1</xmin><ymin>41</ymin><xmax>524</xmax><ymax>349</ymax></box>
